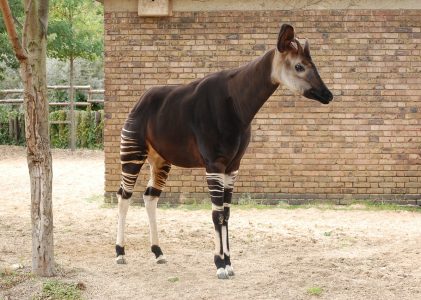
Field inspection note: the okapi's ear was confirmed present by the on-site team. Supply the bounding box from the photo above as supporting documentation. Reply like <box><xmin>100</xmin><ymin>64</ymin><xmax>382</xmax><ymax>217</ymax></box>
<box><xmin>277</xmin><ymin>24</ymin><xmax>295</xmax><ymax>53</ymax></box>
<box><xmin>304</xmin><ymin>39</ymin><xmax>311</xmax><ymax>59</ymax></box>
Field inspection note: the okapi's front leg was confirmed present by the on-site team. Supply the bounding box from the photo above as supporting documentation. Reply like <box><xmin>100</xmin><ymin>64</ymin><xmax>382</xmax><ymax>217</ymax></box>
<box><xmin>206</xmin><ymin>172</ymin><xmax>230</xmax><ymax>279</ymax></box>
<box><xmin>223</xmin><ymin>170</ymin><xmax>238</xmax><ymax>276</ymax></box>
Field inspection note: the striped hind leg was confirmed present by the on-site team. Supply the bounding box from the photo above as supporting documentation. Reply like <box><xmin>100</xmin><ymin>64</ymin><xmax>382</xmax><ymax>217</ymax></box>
<box><xmin>144</xmin><ymin>149</ymin><xmax>171</xmax><ymax>263</ymax></box>
<box><xmin>115</xmin><ymin>129</ymin><xmax>147</xmax><ymax>264</ymax></box>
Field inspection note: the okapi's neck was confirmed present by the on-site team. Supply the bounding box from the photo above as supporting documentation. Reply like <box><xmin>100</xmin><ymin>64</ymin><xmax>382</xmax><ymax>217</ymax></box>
<box><xmin>228</xmin><ymin>49</ymin><xmax>279</xmax><ymax>126</ymax></box>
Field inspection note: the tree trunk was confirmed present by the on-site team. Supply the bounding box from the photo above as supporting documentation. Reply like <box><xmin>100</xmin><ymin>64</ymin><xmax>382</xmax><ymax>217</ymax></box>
<box><xmin>0</xmin><ymin>0</ymin><xmax>54</xmax><ymax>276</ymax></box>
<box><xmin>23</xmin><ymin>0</ymin><xmax>54</xmax><ymax>277</ymax></box>
<box><xmin>21</xmin><ymin>0</ymin><xmax>54</xmax><ymax>276</ymax></box>
<box><xmin>69</xmin><ymin>56</ymin><xmax>75</xmax><ymax>150</ymax></box>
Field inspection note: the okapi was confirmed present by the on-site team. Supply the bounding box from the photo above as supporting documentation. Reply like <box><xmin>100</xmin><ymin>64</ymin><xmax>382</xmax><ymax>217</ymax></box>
<box><xmin>115</xmin><ymin>24</ymin><xmax>333</xmax><ymax>279</ymax></box>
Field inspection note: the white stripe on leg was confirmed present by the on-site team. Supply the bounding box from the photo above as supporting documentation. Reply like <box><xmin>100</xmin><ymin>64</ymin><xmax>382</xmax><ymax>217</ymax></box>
<box><xmin>214</xmin><ymin>229</ymin><xmax>223</xmax><ymax>258</ymax></box>
<box><xmin>144</xmin><ymin>195</ymin><xmax>159</xmax><ymax>246</ymax></box>
<box><xmin>116</xmin><ymin>195</ymin><xmax>130</xmax><ymax>247</ymax></box>
<box><xmin>224</xmin><ymin>171</ymin><xmax>238</xmax><ymax>189</ymax></box>
<box><xmin>212</xmin><ymin>203</ymin><xmax>224</xmax><ymax>211</ymax></box>
<box><xmin>221</xmin><ymin>225</ymin><xmax>229</xmax><ymax>257</ymax></box>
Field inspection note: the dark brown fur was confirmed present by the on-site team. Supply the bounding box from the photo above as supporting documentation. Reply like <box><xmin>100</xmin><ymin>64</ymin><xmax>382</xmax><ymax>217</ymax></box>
<box><xmin>124</xmin><ymin>50</ymin><xmax>278</xmax><ymax>173</ymax></box>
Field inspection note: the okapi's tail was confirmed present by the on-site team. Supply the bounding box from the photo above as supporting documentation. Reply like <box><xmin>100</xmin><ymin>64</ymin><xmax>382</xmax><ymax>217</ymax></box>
<box><xmin>117</xmin><ymin>118</ymin><xmax>147</xmax><ymax>199</ymax></box>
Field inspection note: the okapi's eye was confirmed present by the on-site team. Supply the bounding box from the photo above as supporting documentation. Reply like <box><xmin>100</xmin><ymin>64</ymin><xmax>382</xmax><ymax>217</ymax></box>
<box><xmin>295</xmin><ymin>63</ymin><xmax>305</xmax><ymax>72</ymax></box>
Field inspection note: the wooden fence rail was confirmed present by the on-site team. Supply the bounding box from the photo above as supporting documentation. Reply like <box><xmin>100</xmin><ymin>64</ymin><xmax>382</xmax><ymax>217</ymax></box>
<box><xmin>0</xmin><ymin>85</ymin><xmax>104</xmax><ymax>104</ymax></box>
<box><xmin>0</xmin><ymin>85</ymin><xmax>104</xmax><ymax>149</ymax></box>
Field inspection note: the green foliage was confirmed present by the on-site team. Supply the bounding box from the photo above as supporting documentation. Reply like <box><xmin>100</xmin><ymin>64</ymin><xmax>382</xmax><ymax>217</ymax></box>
<box><xmin>75</xmin><ymin>90</ymin><xmax>89</xmax><ymax>110</ymax></box>
<box><xmin>34</xmin><ymin>279</ymin><xmax>83</xmax><ymax>300</ymax></box>
<box><xmin>48</xmin><ymin>0</ymin><xmax>103</xmax><ymax>62</ymax></box>
<box><xmin>0</xmin><ymin>106</ymin><xmax>103</xmax><ymax>149</ymax></box>
<box><xmin>76</xmin><ymin>91</ymin><xmax>87</xmax><ymax>102</ymax></box>
<box><xmin>75</xmin><ymin>107</ymin><xmax>103</xmax><ymax>148</ymax></box>
<box><xmin>0</xmin><ymin>105</ymin><xmax>25</xmax><ymax>145</ymax></box>
<box><xmin>0</xmin><ymin>0</ymin><xmax>104</xmax><ymax>88</ymax></box>
<box><xmin>160</xmin><ymin>202</ymin><xmax>421</xmax><ymax>212</ymax></box>
<box><xmin>0</xmin><ymin>267</ymin><xmax>32</xmax><ymax>290</ymax></box>
<box><xmin>352</xmin><ymin>201</ymin><xmax>421</xmax><ymax>212</ymax></box>
<box><xmin>307</xmin><ymin>286</ymin><xmax>323</xmax><ymax>296</ymax></box>
<box><xmin>50</xmin><ymin>89</ymin><xmax>68</xmax><ymax>103</ymax></box>
<box><xmin>167</xmin><ymin>276</ymin><xmax>179</xmax><ymax>283</ymax></box>
<box><xmin>46</xmin><ymin>58</ymin><xmax>104</xmax><ymax>89</ymax></box>
<box><xmin>49</xmin><ymin>110</ymin><xmax>69</xmax><ymax>148</ymax></box>
<box><xmin>49</xmin><ymin>109</ymin><xmax>104</xmax><ymax>149</ymax></box>
<box><xmin>0</xmin><ymin>0</ymin><xmax>24</xmax><ymax>80</ymax></box>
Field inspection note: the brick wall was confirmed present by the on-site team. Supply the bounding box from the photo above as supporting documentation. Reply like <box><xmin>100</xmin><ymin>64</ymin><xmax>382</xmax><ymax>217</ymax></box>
<box><xmin>104</xmin><ymin>9</ymin><xmax>421</xmax><ymax>204</ymax></box>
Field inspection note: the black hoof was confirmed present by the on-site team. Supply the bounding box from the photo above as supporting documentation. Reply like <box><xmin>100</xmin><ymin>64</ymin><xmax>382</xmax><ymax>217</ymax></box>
<box><xmin>151</xmin><ymin>245</ymin><xmax>164</xmax><ymax>259</ymax></box>
<box><xmin>116</xmin><ymin>244</ymin><xmax>125</xmax><ymax>256</ymax></box>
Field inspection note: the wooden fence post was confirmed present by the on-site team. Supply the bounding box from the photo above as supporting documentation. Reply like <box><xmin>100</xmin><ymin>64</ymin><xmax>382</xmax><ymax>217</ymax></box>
<box><xmin>8</xmin><ymin>116</ymin><xmax>14</xmax><ymax>141</ymax></box>
<box><xmin>20</xmin><ymin>116</ymin><xmax>25</xmax><ymax>142</ymax></box>
<box><xmin>94</xmin><ymin>111</ymin><xmax>100</xmax><ymax>127</ymax></box>
<box><xmin>69</xmin><ymin>58</ymin><xmax>76</xmax><ymax>151</ymax></box>
<box><xmin>13</xmin><ymin>115</ymin><xmax>19</xmax><ymax>142</ymax></box>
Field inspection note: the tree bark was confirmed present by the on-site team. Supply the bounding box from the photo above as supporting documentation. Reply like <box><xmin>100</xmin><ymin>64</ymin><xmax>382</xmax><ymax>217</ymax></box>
<box><xmin>0</xmin><ymin>0</ymin><xmax>55</xmax><ymax>276</ymax></box>
<box><xmin>23</xmin><ymin>0</ymin><xmax>54</xmax><ymax>277</ymax></box>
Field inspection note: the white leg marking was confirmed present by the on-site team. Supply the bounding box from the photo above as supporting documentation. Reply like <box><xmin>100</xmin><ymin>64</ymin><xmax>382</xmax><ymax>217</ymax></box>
<box><xmin>217</xmin><ymin>268</ymin><xmax>230</xmax><ymax>279</ymax></box>
<box><xmin>222</xmin><ymin>225</ymin><xmax>229</xmax><ymax>257</ymax></box>
<box><xmin>225</xmin><ymin>265</ymin><xmax>235</xmax><ymax>276</ymax></box>
<box><xmin>116</xmin><ymin>195</ymin><xmax>130</xmax><ymax>247</ymax></box>
<box><xmin>116</xmin><ymin>255</ymin><xmax>127</xmax><ymax>264</ymax></box>
<box><xmin>214</xmin><ymin>229</ymin><xmax>222</xmax><ymax>258</ymax></box>
<box><xmin>224</xmin><ymin>170</ymin><xmax>238</xmax><ymax>189</ymax></box>
<box><xmin>212</xmin><ymin>203</ymin><xmax>224</xmax><ymax>211</ymax></box>
<box><xmin>155</xmin><ymin>255</ymin><xmax>167</xmax><ymax>264</ymax></box>
<box><xmin>145</xmin><ymin>195</ymin><xmax>167</xmax><ymax>264</ymax></box>
<box><xmin>144</xmin><ymin>195</ymin><xmax>159</xmax><ymax>246</ymax></box>
<box><xmin>116</xmin><ymin>195</ymin><xmax>129</xmax><ymax>264</ymax></box>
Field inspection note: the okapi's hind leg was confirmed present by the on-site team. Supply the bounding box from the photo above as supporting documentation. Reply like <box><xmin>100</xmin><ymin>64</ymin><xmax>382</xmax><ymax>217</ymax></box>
<box><xmin>144</xmin><ymin>149</ymin><xmax>171</xmax><ymax>264</ymax></box>
<box><xmin>116</xmin><ymin>128</ymin><xmax>147</xmax><ymax>264</ymax></box>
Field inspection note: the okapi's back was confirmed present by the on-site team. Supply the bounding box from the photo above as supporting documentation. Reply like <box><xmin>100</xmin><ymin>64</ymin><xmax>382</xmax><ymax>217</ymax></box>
<box><xmin>129</xmin><ymin>85</ymin><xmax>178</xmax><ymax>119</ymax></box>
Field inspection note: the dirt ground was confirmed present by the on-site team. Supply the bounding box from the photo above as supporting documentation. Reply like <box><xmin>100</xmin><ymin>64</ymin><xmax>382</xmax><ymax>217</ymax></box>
<box><xmin>0</xmin><ymin>146</ymin><xmax>420</xmax><ymax>300</ymax></box>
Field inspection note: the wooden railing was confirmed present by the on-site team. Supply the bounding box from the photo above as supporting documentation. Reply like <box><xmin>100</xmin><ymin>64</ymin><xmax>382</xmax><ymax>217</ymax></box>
<box><xmin>0</xmin><ymin>85</ymin><xmax>104</xmax><ymax>150</ymax></box>
<box><xmin>0</xmin><ymin>85</ymin><xmax>104</xmax><ymax>105</ymax></box>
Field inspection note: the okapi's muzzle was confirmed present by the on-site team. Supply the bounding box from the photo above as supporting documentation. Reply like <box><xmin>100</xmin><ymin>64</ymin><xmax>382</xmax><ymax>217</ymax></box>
<box><xmin>304</xmin><ymin>87</ymin><xmax>333</xmax><ymax>104</ymax></box>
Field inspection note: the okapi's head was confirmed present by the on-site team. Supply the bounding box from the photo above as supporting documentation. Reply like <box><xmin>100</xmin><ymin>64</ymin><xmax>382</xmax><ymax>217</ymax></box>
<box><xmin>271</xmin><ymin>24</ymin><xmax>333</xmax><ymax>104</ymax></box>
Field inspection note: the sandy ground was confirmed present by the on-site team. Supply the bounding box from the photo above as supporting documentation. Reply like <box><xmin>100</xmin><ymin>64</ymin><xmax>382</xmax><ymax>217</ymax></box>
<box><xmin>0</xmin><ymin>145</ymin><xmax>420</xmax><ymax>300</ymax></box>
